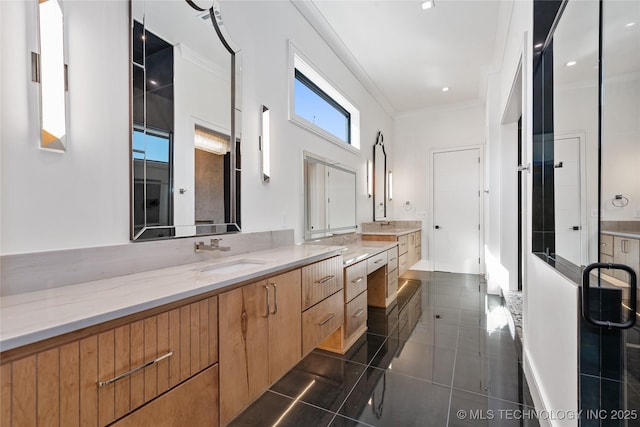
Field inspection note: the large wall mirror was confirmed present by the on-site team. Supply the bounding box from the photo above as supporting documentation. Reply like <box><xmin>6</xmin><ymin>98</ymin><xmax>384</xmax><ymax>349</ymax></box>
<box><xmin>131</xmin><ymin>0</ymin><xmax>241</xmax><ymax>241</ymax></box>
<box><xmin>304</xmin><ymin>152</ymin><xmax>357</xmax><ymax>239</ymax></box>
<box><xmin>373</xmin><ymin>131</ymin><xmax>387</xmax><ymax>220</ymax></box>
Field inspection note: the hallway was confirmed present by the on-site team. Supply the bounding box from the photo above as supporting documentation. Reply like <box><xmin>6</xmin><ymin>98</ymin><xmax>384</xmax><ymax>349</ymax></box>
<box><xmin>230</xmin><ymin>272</ymin><xmax>539</xmax><ymax>426</ymax></box>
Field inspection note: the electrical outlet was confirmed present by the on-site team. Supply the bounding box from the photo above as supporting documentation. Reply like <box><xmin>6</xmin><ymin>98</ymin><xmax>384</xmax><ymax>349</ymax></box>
<box><xmin>416</xmin><ymin>211</ymin><xmax>426</xmax><ymax>219</ymax></box>
<box><xmin>635</xmin><ymin>210</ymin><xmax>640</xmax><ymax>218</ymax></box>
<box><xmin>591</xmin><ymin>209</ymin><xmax>600</xmax><ymax>218</ymax></box>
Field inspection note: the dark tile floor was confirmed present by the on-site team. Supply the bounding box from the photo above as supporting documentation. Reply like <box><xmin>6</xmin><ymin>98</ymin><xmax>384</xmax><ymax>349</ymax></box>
<box><xmin>229</xmin><ymin>271</ymin><xmax>540</xmax><ymax>427</ymax></box>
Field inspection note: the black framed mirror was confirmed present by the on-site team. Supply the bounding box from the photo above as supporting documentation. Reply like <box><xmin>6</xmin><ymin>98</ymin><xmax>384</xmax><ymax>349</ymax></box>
<box><xmin>373</xmin><ymin>131</ymin><xmax>387</xmax><ymax>221</ymax></box>
<box><xmin>130</xmin><ymin>0</ymin><xmax>241</xmax><ymax>241</ymax></box>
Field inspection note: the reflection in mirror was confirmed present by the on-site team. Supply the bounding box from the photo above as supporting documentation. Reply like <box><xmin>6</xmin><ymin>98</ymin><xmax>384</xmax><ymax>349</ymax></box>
<box><xmin>304</xmin><ymin>152</ymin><xmax>357</xmax><ymax>239</ymax></box>
<box><xmin>600</xmin><ymin>0</ymin><xmax>640</xmax><ymax>308</ymax></box>
<box><xmin>373</xmin><ymin>131</ymin><xmax>387</xmax><ymax>220</ymax></box>
<box><xmin>551</xmin><ymin>0</ymin><xmax>598</xmax><ymax>268</ymax></box>
<box><xmin>131</xmin><ymin>0</ymin><xmax>241</xmax><ymax>240</ymax></box>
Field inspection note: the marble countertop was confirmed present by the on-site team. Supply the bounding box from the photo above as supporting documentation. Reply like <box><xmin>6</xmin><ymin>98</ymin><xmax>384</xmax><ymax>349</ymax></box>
<box><xmin>341</xmin><ymin>241</ymin><xmax>398</xmax><ymax>266</ymax></box>
<box><xmin>602</xmin><ymin>230</ymin><xmax>640</xmax><ymax>239</ymax></box>
<box><xmin>361</xmin><ymin>227</ymin><xmax>422</xmax><ymax>236</ymax></box>
<box><xmin>0</xmin><ymin>244</ymin><xmax>344</xmax><ymax>352</ymax></box>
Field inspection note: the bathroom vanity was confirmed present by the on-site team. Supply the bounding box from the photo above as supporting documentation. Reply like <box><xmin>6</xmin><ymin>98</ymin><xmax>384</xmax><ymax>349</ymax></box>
<box><xmin>0</xmin><ymin>244</ymin><xmax>345</xmax><ymax>427</ymax></box>
<box><xmin>599</xmin><ymin>229</ymin><xmax>640</xmax><ymax>309</ymax></box>
<box><xmin>361</xmin><ymin>224</ymin><xmax>422</xmax><ymax>276</ymax></box>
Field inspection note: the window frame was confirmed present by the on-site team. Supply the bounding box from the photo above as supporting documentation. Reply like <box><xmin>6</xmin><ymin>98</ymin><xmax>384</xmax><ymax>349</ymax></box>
<box><xmin>289</xmin><ymin>44</ymin><xmax>360</xmax><ymax>152</ymax></box>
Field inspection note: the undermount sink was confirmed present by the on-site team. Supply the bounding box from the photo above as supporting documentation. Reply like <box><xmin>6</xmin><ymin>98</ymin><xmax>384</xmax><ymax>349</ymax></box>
<box><xmin>194</xmin><ymin>259</ymin><xmax>267</xmax><ymax>275</ymax></box>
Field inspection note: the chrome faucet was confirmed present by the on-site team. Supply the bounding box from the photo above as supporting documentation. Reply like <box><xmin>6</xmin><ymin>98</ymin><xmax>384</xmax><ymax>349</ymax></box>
<box><xmin>194</xmin><ymin>238</ymin><xmax>231</xmax><ymax>253</ymax></box>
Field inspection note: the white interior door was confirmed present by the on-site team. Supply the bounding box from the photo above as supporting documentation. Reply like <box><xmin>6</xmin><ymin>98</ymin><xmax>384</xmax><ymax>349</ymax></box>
<box><xmin>433</xmin><ymin>149</ymin><xmax>480</xmax><ymax>274</ymax></box>
<box><xmin>553</xmin><ymin>136</ymin><xmax>581</xmax><ymax>266</ymax></box>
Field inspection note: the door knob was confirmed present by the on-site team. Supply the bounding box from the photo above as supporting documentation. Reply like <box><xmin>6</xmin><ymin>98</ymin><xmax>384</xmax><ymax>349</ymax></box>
<box><xmin>434</xmin><ymin>225</ymin><xmax>441</xmax><ymax>229</ymax></box>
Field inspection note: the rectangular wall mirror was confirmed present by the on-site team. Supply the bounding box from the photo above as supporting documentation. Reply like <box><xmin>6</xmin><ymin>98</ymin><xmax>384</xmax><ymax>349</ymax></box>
<box><xmin>130</xmin><ymin>0</ymin><xmax>241</xmax><ymax>241</ymax></box>
<box><xmin>304</xmin><ymin>152</ymin><xmax>357</xmax><ymax>239</ymax></box>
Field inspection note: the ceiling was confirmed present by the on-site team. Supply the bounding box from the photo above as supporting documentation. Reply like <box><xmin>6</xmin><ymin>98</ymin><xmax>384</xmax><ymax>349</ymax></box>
<box><xmin>301</xmin><ymin>0</ymin><xmax>505</xmax><ymax>115</ymax></box>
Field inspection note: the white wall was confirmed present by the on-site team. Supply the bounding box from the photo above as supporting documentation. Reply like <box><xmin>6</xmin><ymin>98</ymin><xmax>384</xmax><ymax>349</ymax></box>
<box><xmin>392</xmin><ymin>101</ymin><xmax>486</xmax><ymax>262</ymax></box>
<box><xmin>221</xmin><ymin>0</ymin><xmax>392</xmax><ymax>242</ymax></box>
<box><xmin>1</xmin><ymin>1</ymin><xmax>131</xmax><ymax>254</ymax></box>
<box><xmin>0</xmin><ymin>0</ymin><xmax>393</xmax><ymax>255</ymax></box>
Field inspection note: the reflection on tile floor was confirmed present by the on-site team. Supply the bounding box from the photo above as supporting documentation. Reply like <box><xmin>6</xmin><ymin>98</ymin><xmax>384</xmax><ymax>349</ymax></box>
<box><xmin>229</xmin><ymin>271</ymin><xmax>539</xmax><ymax>427</ymax></box>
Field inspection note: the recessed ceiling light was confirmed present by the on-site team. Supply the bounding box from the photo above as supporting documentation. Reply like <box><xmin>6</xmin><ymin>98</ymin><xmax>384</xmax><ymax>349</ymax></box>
<box><xmin>565</xmin><ymin>61</ymin><xmax>577</xmax><ymax>67</ymax></box>
<box><xmin>625</xmin><ymin>22</ymin><xmax>636</xmax><ymax>28</ymax></box>
<box><xmin>421</xmin><ymin>0</ymin><xmax>435</xmax><ymax>10</ymax></box>
<box><xmin>534</xmin><ymin>43</ymin><xmax>543</xmax><ymax>49</ymax></box>
<box><xmin>442</xmin><ymin>87</ymin><xmax>449</xmax><ymax>92</ymax></box>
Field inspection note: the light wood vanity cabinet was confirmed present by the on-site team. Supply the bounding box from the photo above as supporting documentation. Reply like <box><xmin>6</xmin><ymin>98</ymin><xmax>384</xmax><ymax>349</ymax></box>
<box><xmin>0</xmin><ymin>296</ymin><xmax>219</xmax><ymax>427</ymax></box>
<box><xmin>600</xmin><ymin>234</ymin><xmax>640</xmax><ymax>282</ymax></box>
<box><xmin>364</xmin><ymin>230</ymin><xmax>421</xmax><ymax>276</ymax></box>
<box><xmin>218</xmin><ymin>269</ymin><xmax>302</xmax><ymax>426</ymax></box>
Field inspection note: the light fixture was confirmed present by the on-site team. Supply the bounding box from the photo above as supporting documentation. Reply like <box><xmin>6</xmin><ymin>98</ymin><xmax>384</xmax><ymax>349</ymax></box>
<box><xmin>261</xmin><ymin>105</ymin><xmax>271</xmax><ymax>182</ymax></box>
<box><xmin>565</xmin><ymin>61</ymin><xmax>577</xmax><ymax>67</ymax></box>
<box><xmin>194</xmin><ymin>125</ymin><xmax>230</xmax><ymax>155</ymax></box>
<box><xmin>367</xmin><ymin>160</ymin><xmax>373</xmax><ymax>198</ymax></box>
<box><xmin>388</xmin><ymin>171</ymin><xmax>393</xmax><ymax>201</ymax></box>
<box><xmin>36</xmin><ymin>0</ymin><xmax>68</xmax><ymax>152</ymax></box>
<box><xmin>442</xmin><ymin>87</ymin><xmax>449</xmax><ymax>92</ymax></box>
<box><xmin>421</xmin><ymin>0</ymin><xmax>435</xmax><ymax>10</ymax></box>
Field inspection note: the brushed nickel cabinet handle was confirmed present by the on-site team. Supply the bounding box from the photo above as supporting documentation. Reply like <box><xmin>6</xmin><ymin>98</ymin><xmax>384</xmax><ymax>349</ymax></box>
<box><xmin>390</xmin><ymin>257</ymin><xmax>397</xmax><ymax>261</ymax></box>
<box><xmin>271</xmin><ymin>283</ymin><xmax>278</xmax><ymax>315</ymax></box>
<box><xmin>98</xmin><ymin>351</ymin><xmax>173</xmax><ymax>387</ymax></box>
<box><xmin>374</xmin><ymin>259</ymin><xmax>384</xmax><ymax>264</ymax></box>
<box><xmin>352</xmin><ymin>276</ymin><xmax>364</xmax><ymax>284</ymax></box>
<box><xmin>264</xmin><ymin>285</ymin><xmax>270</xmax><ymax>317</ymax></box>
<box><xmin>317</xmin><ymin>275</ymin><xmax>335</xmax><ymax>284</ymax></box>
<box><xmin>318</xmin><ymin>313</ymin><xmax>336</xmax><ymax>325</ymax></box>
<box><xmin>353</xmin><ymin>309</ymin><xmax>364</xmax><ymax>318</ymax></box>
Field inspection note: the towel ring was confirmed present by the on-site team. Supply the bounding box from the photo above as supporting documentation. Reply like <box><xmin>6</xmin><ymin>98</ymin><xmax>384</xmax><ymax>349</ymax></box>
<box><xmin>611</xmin><ymin>195</ymin><xmax>629</xmax><ymax>208</ymax></box>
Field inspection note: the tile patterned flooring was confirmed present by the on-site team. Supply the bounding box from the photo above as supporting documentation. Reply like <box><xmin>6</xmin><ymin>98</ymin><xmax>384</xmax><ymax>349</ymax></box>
<box><xmin>229</xmin><ymin>271</ymin><xmax>539</xmax><ymax>426</ymax></box>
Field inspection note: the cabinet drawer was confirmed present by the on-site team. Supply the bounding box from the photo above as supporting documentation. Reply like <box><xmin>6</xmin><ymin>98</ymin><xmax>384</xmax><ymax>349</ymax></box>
<box><xmin>387</xmin><ymin>269</ymin><xmax>398</xmax><ymax>299</ymax></box>
<box><xmin>111</xmin><ymin>365</ymin><xmax>218</xmax><ymax>427</ymax></box>
<box><xmin>302</xmin><ymin>256</ymin><xmax>344</xmax><ymax>310</ymax></box>
<box><xmin>601</xmin><ymin>234</ymin><xmax>614</xmax><ymax>256</ymax></box>
<box><xmin>387</xmin><ymin>247</ymin><xmax>399</xmax><ymax>272</ymax></box>
<box><xmin>345</xmin><ymin>261</ymin><xmax>368</xmax><ymax>303</ymax></box>
<box><xmin>367</xmin><ymin>251</ymin><xmax>388</xmax><ymax>274</ymax></box>
<box><xmin>345</xmin><ymin>291</ymin><xmax>367</xmax><ymax>340</ymax></box>
<box><xmin>302</xmin><ymin>290</ymin><xmax>344</xmax><ymax>355</ymax></box>
<box><xmin>399</xmin><ymin>253</ymin><xmax>409</xmax><ymax>276</ymax></box>
<box><xmin>398</xmin><ymin>235</ymin><xmax>409</xmax><ymax>255</ymax></box>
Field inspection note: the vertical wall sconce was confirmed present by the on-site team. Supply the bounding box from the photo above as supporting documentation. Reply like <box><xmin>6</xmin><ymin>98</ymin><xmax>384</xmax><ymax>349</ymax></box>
<box><xmin>260</xmin><ymin>105</ymin><xmax>271</xmax><ymax>182</ymax></box>
<box><xmin>388</xmin><ymin>171</ymin><xmax>393</xmax><ymax>201</ymax></box>
<box><xmin>367</xmin><ymin>160</ymin><xmax>373</xmax><ymax>197</ymax></box>
<box><xmin>35</xmin><ymin>0</ymin><xmax>68</xmax><ymax>152</ymax></box>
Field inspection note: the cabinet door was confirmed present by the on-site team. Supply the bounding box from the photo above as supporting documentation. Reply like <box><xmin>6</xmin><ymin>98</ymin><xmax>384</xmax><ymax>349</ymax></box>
<box><xmin>111</xmin><ymin>365</ymin><xmax>218</xmax><ymax>427</ymax></box>
<box><xmin>408</xmin><ymin>233</ymin><xmax>417</xmax><ymax>267</ymax></box>
<box><xmin>219</xmin><ymin>281</ymin><xmax>270</xmax><ymax>426</ymax></box>
<box><xmin>267</xmin><ymin>270</ymin><xmax>302</xmax><ymax>383</ymax></box>
<box><xmin>613</xmin><ymin>237</ymin><xmax>640</xmax><ymax>282</ymax></box>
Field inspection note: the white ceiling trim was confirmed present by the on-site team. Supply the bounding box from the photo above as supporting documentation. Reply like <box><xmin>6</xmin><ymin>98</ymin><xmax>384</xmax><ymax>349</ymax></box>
<box><xmin>290</xmin><ymin>0</ymin><xmax>397</xmax><ymax>118</ymax></box>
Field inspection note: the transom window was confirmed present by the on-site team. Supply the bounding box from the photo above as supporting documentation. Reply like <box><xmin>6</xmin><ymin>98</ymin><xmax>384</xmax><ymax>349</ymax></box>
<box><xmin>290</xmin><ymin>50</ymin><xmax>360</xmax><ymax>150</ymax></box>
